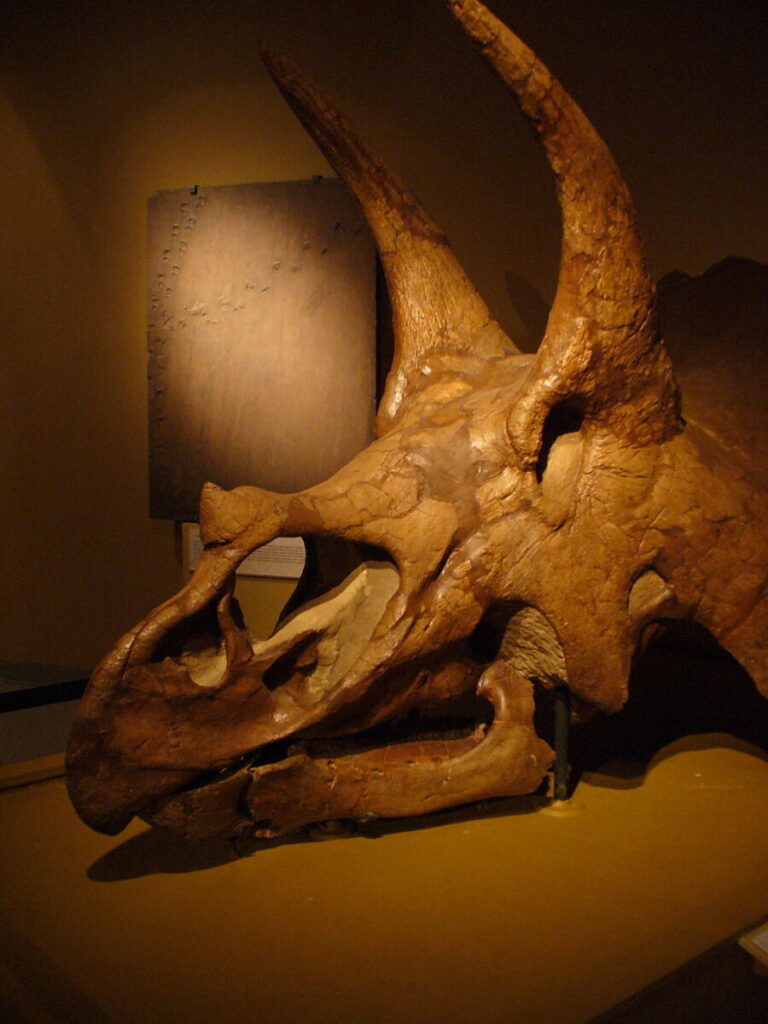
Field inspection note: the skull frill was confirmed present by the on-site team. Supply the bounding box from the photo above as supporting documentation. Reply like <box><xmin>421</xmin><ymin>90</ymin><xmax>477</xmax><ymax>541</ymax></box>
<box><xmin>67</xmin><ymin>0</ymin><xmax>768</xmax><ymax>841</ymax></box>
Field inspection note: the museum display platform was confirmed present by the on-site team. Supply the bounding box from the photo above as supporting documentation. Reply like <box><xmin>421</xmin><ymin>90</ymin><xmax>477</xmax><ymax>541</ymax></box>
<box><xmin>1</xmin><ymin>736</ymin><xmax>766</xmax><ymax>1024</ymax></box>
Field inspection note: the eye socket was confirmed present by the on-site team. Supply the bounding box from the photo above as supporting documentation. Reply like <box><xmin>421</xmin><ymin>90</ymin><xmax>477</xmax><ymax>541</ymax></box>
<box><xmin>535</xmin><ymin>400</ymin><xmax>585</xmax><ymax>484</ymax></box>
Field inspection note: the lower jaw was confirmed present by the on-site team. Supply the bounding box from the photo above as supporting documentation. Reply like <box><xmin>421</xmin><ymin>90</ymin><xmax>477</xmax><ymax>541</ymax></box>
<box><xmin>144</xmin><ymin>672</ymin><xmax>554</xmax><ymax>841</ymax></box>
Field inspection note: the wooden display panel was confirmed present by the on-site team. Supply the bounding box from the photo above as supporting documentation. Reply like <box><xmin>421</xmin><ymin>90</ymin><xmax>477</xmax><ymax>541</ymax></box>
<box><xmin>148</xmin><ymin>178</ymin><xmax>376</xmax><ymax>521</ymax></box>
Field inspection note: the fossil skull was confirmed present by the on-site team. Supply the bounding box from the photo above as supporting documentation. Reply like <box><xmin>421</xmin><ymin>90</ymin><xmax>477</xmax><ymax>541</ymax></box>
<box><xmin>67</xmin><ymin>0</ymin><xmax>768</xmax><ymax>841</ymax></box>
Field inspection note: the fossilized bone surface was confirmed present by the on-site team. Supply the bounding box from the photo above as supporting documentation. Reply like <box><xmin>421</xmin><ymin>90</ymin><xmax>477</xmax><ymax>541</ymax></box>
<box><xmin>67</xmin><ymin>0</ymin><xmax>768</xmax><ymax>842</ymax></box>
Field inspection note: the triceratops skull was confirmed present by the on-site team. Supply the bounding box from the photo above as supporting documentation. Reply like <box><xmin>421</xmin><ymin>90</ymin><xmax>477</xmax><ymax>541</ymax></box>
<box><xmin>67</xmin><ymin>0</ymin><xmax>768</xmax><ymax>841</ymax></box>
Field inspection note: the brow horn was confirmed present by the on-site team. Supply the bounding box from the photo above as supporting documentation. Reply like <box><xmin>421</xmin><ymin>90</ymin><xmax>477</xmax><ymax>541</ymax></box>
<box><xmin>258</xmin><ymin>44</ymin><xmax>520</xmax><ymax>435</ymax></box>
<box><xmin>445</xmin><ymin>0</ymin><xmax>680</xmax><ymax>452</ymax></box>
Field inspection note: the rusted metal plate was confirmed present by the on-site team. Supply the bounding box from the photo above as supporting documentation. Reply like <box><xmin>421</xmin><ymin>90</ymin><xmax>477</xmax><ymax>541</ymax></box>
<box><xmin>148</xmin><ymin>178</ymin><xmax>376</xmax><ymax>520</ymax></box>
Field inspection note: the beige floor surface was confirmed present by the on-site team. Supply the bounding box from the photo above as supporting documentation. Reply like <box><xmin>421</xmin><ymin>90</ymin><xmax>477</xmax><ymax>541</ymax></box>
<box><xmin>1</xmin><ymin>735</ymin><xmax>766</xmax><ymax>1024</ymax></box>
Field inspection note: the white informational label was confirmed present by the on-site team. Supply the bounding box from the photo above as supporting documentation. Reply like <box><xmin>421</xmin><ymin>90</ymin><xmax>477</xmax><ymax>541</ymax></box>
<box><xmin>186</xmin><ymin>525</ymin><xmax>306</xmax><ymax>579</ymax></box>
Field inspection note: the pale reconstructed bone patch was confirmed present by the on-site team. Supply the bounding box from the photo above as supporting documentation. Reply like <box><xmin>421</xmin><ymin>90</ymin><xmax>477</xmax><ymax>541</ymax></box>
<box><xmin>180</xmin><ymin>560</ymin><xmax>400</xmax><ymax>696</ymax></box>
<box><xmin>540</xmin><ymin>431</ymin><xmax>583</xmax><ymax>507</ymax></box>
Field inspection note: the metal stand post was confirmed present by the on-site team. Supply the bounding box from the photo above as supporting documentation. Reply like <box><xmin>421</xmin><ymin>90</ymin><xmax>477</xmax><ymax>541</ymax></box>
<box><xmin>553</xmin><ymin>685</ymin><xmax>571</xmax><ymax>800</ymax></box>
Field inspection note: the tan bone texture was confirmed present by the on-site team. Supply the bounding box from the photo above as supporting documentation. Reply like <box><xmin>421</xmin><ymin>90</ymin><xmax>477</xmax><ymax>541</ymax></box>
<box><xmin>67</xmin><ymin>0</ymin><xmax>767</xmax><ymax>841</ymax></box>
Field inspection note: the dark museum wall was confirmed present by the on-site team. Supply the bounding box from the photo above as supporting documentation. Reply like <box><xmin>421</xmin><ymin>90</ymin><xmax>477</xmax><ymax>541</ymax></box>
<box><xmin>1</xmin><ymin>0</ymin><xmax>766</xmax><ymax>670</ymax></box>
